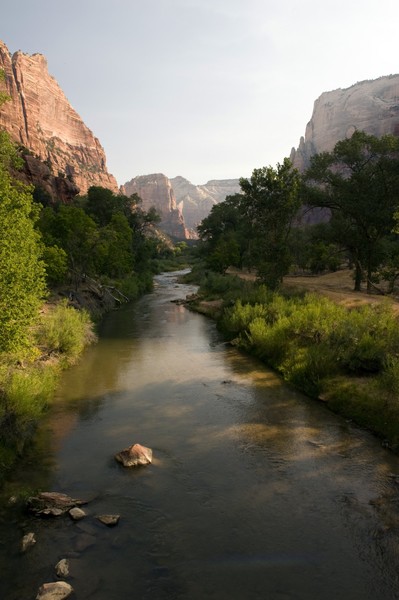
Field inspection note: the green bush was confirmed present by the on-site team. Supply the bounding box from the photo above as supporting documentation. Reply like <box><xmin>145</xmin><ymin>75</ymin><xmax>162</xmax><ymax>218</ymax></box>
<box><xmin>36</xmin><ymin>300</ymin><xmax>96</xmax><ymax>363</ymax></box>
<box><xmin>280</xmin><ymin>343</ymin><xmax>338</xmax><ymax>397</ymax></box>
<box><xmin>378</xmin><ymin>356</ymin><xmax>399</xmax><ymax>397</ymax></box>
<box><xmin>221</xmin><ymin>300</ymin><xmax>269</xmax><ymax>335</ymax></box>
<box><xmin>331</xmin><ymin>303</ymin><xmax>399</xmax><ymax>373</ymax></box>
<box><xmin>248</xmin><ymin>316</ymin><xmax>292</xmax><ymax>365</ymax></box>
<box><xmin>0</xmin><ymin>363</ymin><xmax>58</xmax><ymax>457</ymax></box>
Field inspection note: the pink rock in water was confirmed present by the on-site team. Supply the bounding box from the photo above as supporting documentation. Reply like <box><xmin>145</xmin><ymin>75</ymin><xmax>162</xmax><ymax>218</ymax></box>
<box><xmin>36</xmin><ymin>581</ymin><xmax>73</xmax><ymax>600</ymax></box>
<box><xmin>115</xmin><ymin>443</ymin><xmax>153</xmax><ymax>467</ymax></box>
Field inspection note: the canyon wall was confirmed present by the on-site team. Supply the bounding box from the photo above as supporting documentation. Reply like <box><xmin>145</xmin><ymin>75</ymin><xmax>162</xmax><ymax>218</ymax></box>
<box><xmin>290</xmin><ymin>74</ymin><xmax>399</xmax><ymax>171</ymax></box>
<box><xmin>122</xmin><ymin>173</ymin><xmax>190</xmax><ymax>239</ymax></box>
<box><xmin>0</xmin><ymin>39</ymin><xmax>118</xmax><ymax>196</ymax></box>
<box><xmin>170</xmin><ymin>176</ymin><xmax>241</xmax><ymax>230</ymax></box>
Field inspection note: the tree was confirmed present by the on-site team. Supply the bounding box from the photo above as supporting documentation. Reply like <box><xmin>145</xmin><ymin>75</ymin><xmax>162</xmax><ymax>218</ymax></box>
<box><xmin>303</xmin><ymin>131</ymin><xmax>399</xmax><ymax>291</ymax></box>
<box><xmin>39</xmin><ymin>204</ymin><xmax>99</xmax><ymax>282</ymax></box>
<box><xmin>94</xmin><ymin>212</ymin><xmax>133</xmax><ymax>278</ymax></box>
<box><xmin>0</xmin><ymin>136</ymin><xmax>46</xmax><ymax>354</ymax></box>
<box><xmin>198</xmin><ymin>193</ymin><xmax>249</xmax><ymax>272</ymax></box>
<box><xmin>239</xmin><ymin>158</ymin><xmax>301</xmax><ymax>288</ymax></box>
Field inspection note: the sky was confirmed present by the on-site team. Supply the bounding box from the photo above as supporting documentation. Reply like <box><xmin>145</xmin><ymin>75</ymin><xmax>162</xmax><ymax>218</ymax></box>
<box><xmin>2</xmin><ymin>0</ymin><xmax>399</xmax><ymax>186</ymax></box>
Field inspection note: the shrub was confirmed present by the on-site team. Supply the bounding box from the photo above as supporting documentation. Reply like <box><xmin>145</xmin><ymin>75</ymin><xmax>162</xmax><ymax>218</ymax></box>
<box><xmin>248</xmin><ymin>316</ymin><xmax>292</xmax><ymax>366</ymax></box>
<box><xmin>0</xmin><ymin>363</ymin><xmax>58</xmax><ymax>451</ymax></box>
<box><xmin>36</xmin><ymin>300</ymin><xmax>96</xmax><ymax>363</ymax></box>
<box><xmin>331</xmin><ymin>303</ymin><xmax>399</xmax><ymax>373</ymax></box>
<box><xmin>378</xmin><ymin>356</ymin><xmax>399</xmax><ymax>397</ymax></box>
<box><xmin>280</xmin><ymin>343</ymin><xmax>338</xmax><ymax>397</ymax></box>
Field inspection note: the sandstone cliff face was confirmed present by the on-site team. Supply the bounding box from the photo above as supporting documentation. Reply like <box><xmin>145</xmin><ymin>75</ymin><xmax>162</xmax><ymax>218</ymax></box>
<box><xmin>122</xmin><ymin>173</ymin><xmax>190</xmax><ymax>240</ymax></box>
<box><xmin>290</xmin><ymin>75</ymin><xmax>399</xmax><ymax>171</ymax></box>
<box><xmin>0</xmin><ymin>40</ymin><xmax>118</xmax><ymax>195</ymax></box>
<box><xmin>170</xmin><ymin>176</ymin><xmax>241</xmax><ymax>230</ymax></box>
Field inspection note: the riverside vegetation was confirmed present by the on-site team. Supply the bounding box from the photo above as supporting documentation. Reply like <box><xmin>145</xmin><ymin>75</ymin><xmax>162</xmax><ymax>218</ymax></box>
<box><xmin>185</xmin><ymin>268</ymin><xmax>399</xmax><ymax>451</ymax></box>
<box><xmin>191</xmin><ymin>134</ymin><xmax>399</xmax><ymax>451</ymax></box>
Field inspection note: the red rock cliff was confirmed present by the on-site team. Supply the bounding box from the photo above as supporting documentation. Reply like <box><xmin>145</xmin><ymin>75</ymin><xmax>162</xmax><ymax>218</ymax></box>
<box><xmin>122</xmin><ymin>173</ymin><xmax>190</xmax><ymax>240</ymax></box>
<box><xmin>0</xmin><ymin>40</ymin><xmax>118</xmax><ymax>194</ymax></box>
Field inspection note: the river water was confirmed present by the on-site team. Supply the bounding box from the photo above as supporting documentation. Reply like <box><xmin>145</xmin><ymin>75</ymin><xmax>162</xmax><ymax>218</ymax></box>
<box><xmin>2</xmin><ymin>271</ymin><xmax>399</xmax><ymax>599</ymax></box>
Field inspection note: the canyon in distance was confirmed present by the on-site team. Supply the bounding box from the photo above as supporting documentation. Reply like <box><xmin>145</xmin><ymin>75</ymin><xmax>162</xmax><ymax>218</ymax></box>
<box><xmin>1</xmin><ymin>39</ymin><xmax>399</xmax><ymax>239</ymax></box>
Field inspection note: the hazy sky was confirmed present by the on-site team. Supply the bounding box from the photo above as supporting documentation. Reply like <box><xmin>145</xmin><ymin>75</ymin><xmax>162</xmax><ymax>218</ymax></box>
<box><xmin>2</xmin><ymin>0</ymin><xmax>399</xmax><ymax>186</ymax></box>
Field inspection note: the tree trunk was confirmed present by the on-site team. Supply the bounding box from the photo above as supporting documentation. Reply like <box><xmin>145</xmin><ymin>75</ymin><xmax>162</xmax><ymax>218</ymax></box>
<box><xmin>354</xmin><ymin>260</ymin><xmax>362</xmax><ymax>292</ymax></box>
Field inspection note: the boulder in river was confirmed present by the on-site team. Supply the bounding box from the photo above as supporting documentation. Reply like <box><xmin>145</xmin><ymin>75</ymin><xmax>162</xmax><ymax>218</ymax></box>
<box><xmin>21</xmin><ymin>532</ymin><xmax>36</xmax><ymax>553</ymax></box>
<box><xmin>55</xmin><ymin>558</ymin><xmax>70</xmax><ymax>578</ymax></box>
<box><xmin>36</xmin><ymin>581</ymin><xmax>73</xmax><ymax>600</ymax></box>
<box><xmin>27</xmin><ymin>492</ymin><xmax>87</xmax><ymax>516</ymax></box>
<box><xmin>115</xmin><ymin>443</ymin><xmax>153</xmax><ymax>467</ymax></box>
<box><xmin>96</xmin><ymin>514</ymin><xmax>120</xmax><ymax>527</ymax></box>
<box><xmin>69</xmin><ymin>507</ymin><xmax>86</xmax><ymax>521</ymax></box>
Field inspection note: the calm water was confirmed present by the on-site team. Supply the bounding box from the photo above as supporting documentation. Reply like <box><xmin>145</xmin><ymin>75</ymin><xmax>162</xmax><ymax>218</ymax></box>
<box><xmin>2</xmin><ymin>271</ymin><xmax>399</xmax><ymax>599</ymax></box>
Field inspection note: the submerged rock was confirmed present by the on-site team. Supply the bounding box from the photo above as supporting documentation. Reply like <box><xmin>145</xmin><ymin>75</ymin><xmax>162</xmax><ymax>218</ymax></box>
<box><xmin>55</xmin><ymin>558</ymin><xmax>70</xmax><ymax>578</ymax></box>
<box><xmin>69</xmin><ymin>507</ymin><xmax>86</xmax><ymax>521</ymax></box>
<box><xmin>27</xmin><ymin>492</ymin><xmax>87</xmax><ymax>516</ymax></box>
<box><xmin>115</xmin><ymin>443</ymin><xmax>153</xmax><ymax>467</ymax></box>
<box><xmin>36</xmin><ymin>581</ymin><xmax>73</xmax><ymax>600</ymax></box>
<box><xmin>96</xmin><ymin>514</ymin><xmax>120</xmax><ymax>527</ymax></box>
<box><xmin>21</xmin><ymin>532</ymin><xmax>36</xmax><ymax>553</ymax></box>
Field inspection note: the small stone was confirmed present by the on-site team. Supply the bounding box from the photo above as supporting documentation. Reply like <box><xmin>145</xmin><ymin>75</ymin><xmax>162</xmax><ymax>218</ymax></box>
<box><xmin>55</xmin><ymin>558</ymin><xmax>70</xmax><ymax>578</ymax></box>
<box><xmin>21</xmin><ymin>532</ymin><xmax>36</xmax><ymax>553</ymax></box>
<box><xmin>38</xmin><ymin>508</ymin><xmax>65</xmax><ymax>517</ymax></box>
<box><xmin>115</xmin><ymin>443</ymin><xmax>152</xmax><ymax>467</ymax></box>
<box><xmin>96</xmin><ymin>514</ymin><xmax>120</xmax><ymax>527</ymax></box>
<box><xmin>69</xmin><ymin>507</ymin><xmax>86</xmax><ymax>521</ymax></box>
<box><xmin>36</xmin><ymin>581</ymin><xmax>73</xmax><ymax>600</ymax></box>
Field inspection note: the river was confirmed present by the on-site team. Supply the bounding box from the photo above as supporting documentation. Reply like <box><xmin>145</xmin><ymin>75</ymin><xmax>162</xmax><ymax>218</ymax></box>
<box><xmin>1</xmin><ymin>270</ymin><xmax>399</xmax><ymax>599</ymax></box>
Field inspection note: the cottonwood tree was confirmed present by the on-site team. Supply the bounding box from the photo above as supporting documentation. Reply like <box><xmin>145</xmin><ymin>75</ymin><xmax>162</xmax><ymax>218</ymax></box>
<box><xmin>197</xmin><ymin>193</ymin><xmax>249</xmax><ymax>272</ymax></box>
<box><xmin>239</xmin><ymin>158</ymin><xmax>302</xmax><ymax>288</ymax></box>
<box><xmin>303</xmin><ymin>131</ymin><xmax>399</xmax><ymax>291</ymax></box>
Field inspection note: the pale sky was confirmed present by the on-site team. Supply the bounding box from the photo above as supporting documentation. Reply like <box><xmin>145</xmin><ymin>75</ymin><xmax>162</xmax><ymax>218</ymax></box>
<box><xmin>2</xmin><ymin>0</ymin><xmax>399</xmax><ymax>186</ymax></box>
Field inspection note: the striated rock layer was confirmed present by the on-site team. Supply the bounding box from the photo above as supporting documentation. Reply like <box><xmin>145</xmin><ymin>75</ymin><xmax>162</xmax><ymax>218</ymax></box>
<box><xmin>170</xmin><ymin>176</ymin><xmax>241</xmax><ymax>230</ymax></box>
<box><xmin>290</xmin><ymin>74</ymin><xmax>399</xmax><ymax>171</ymax></box>
<box><xmin>122</xmin><ymin>173</ymin><xmax>190</xmax><ymax>239</ymax></box>
<box><xmin>0</xmin><ymin>39</ymin><xmax>118</xmax><ymax>195</ymax></box>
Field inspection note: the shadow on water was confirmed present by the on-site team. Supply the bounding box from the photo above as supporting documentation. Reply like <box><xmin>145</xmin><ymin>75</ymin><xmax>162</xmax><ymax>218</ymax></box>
<box><xmin>1</xmin><ymin>270</ymin><xmax>399</xmax><ymax>599</ymax></box>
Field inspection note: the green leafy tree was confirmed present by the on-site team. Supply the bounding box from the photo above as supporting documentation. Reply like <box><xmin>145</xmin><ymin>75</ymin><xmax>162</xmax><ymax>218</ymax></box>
<box><xmin>239</xmin><ymin>158</ymin><xmax>302</xmax><ymax>288</ymax></box>
<box><xmin>198</xmin><ymin>193</ymin><xmax>249</xmax><ymax>272</ymax></box>
<box><xmin>304</xmin><ymin>131</ymin><xmax>399</xmax><ymax>291</ymax></box>
<box><xmin>95</xmin><ymin>212</ymin><xmax>133</xmax><ymax>278</ymax></box>
<box><xmin>0</xmin><ymin>136</ymin><xmax>46</xmax><ymax>354</ymax></box>
<box><xmin>39</xmin><ymin>204</ymin><xmax>99</xmax><ymax>282</ymax></box>
<box><xmin>42</xmin><ymin>245</ymin><xmax>68</xmax><ymax>286</ymax></box>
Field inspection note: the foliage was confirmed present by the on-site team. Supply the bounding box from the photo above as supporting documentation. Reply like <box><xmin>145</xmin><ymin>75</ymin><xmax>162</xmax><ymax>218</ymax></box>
<box><xmin>198</xmin><ymin>160</ymin><xmax>301</xmax><ymax>288</ymax></box>
<box><xmin>35</xmin><ymin>300</ymin><xmax>96</xmax><ymax>364</ymax></box>
<box><xmin>239</xmin><ymin>159</ymin><xmax>302</xmax><ymax>288</ymax></box>
<box><xmin>42</xmin><ymin>244</ymin><xmax>68</xmax><ymax>286</ymax></box>
<box><xmin>303</xmin><ymin>131</ymin><xmax>399</xmax><ymax>291</ymax></box>
<box><xmin>0</xmin><ymin>134</ymin><xmax>47</xmax><ymax>355</ymax></box>
<box><xmin>198</xmin><ymin>194</ymin><xmax>249</xmax><ymax>272</ymax></box>
<box><xmin>221</xmin><ymin>288</ymin><xmax>399</xmax><ymax>398</ymax></box>
<box><xmin>0</xmin><ymin>69</ymin><xmax>11</xmax><ymax>109</ymax></box>
<box><xmin>0</xmin><ymin>364</ymin><xmax>58</xmax><ymax>444</ymax></box>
